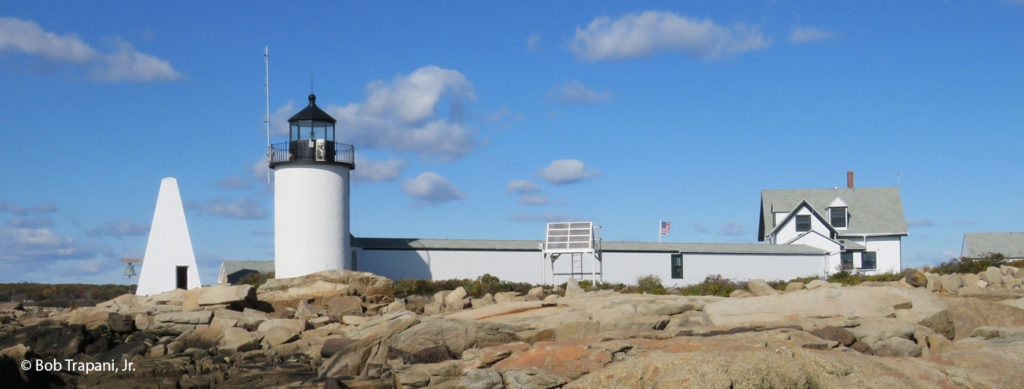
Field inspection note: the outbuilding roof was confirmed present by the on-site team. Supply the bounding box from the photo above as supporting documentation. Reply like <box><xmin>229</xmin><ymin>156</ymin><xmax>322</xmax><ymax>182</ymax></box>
<box><xmin>961</xmin><ymin>232</ymin><xmax>1024</xmax><ymax>259</ymax></box>
<box><xmin>759</xmin><ymin>187</ymin><xmax>907</xmax><ymax>241</ymax></box>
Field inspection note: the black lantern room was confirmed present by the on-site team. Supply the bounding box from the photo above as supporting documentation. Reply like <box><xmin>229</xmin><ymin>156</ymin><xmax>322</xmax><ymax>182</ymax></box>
<box><xmin>269</xmin><ymin>94</ymin><xmax>355</xmax><ymax>168</ymax></box>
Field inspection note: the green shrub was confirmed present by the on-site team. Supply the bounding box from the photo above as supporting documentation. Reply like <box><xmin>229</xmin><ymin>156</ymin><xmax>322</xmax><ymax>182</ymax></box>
<box><xmin>826</xmin><ymin>269</ymin><xmax>902</xmax><ymax>285</ymax></box>
<box><xmin>558</xmin><ymin>279</ymin><xmax>622</xmax><ymax>292</ymax></box>
<box><xmin>767</xmin><ymin>276</ymin><xmax>819</xmax><ymax>290</ymax></box>
<box><xmin>393</xmin><ymin>274</ymin><xmax>533</xmax><ymax>298</ymax></box>
<box><xmin>926</xmin><ymin>253</ymin><xmax>1008</xmax><ymax>275</ymax></box>
<box><xmin>679</xmin><ymin>274</ymin><xmax>744</xmax><ymax>297</ymax></box>
<box><xmin>393</xmin><ymin>279</ymin><xmax>439</xmax><ymax>297</ymax></box>
<box><xmin>0</xmin><ymin>283</ymin><xmax>130</xmax><ymax>308</ymax></box>
<box><xmin>635</xmin><ymin>275</ymin><xmax>667</xmax><ymax>295</ymax></box>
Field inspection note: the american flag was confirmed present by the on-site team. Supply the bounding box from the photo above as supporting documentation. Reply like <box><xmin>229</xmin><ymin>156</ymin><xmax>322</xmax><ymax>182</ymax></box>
<box><xmin>660</xmin><ymin>221</ymin><xmax>671</xmax><ymax>235</ymax></box>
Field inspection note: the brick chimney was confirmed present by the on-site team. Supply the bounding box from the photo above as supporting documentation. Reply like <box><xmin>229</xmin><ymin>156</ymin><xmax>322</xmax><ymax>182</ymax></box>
<box><xmin>847</xmin><ymin>171</ymin><xmax>854</xmax><ymax>189</ymax></box>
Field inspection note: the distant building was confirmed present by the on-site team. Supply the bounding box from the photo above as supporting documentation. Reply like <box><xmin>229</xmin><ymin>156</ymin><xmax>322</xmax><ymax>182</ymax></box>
<box><xmin>758</xmin><ymin>172</ymin><xmax>907</xmax><ymax>274</ymax></box>
<box><xmin>217</xmin><ymin>260</ymin><xmax>276</xmax><ymax>284</ymax></box>
<box><xmin>961</xmin><ymin>232</ymin><xmax>1024</xmax><ymax>260</ymax></box>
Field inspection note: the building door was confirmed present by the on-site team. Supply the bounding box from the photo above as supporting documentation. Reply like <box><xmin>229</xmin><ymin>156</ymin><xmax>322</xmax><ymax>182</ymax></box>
<box><xmin>176</xmin><ymin>266</ymin><xmax>188</xmax><ymax>289</ymax></box>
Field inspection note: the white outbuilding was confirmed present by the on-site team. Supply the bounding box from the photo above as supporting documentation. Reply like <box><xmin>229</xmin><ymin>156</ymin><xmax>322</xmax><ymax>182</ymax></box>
<box><xmin>135</xmin><ymin>177</ymin><xmax>201</xmax><ymax>296</ymax></box>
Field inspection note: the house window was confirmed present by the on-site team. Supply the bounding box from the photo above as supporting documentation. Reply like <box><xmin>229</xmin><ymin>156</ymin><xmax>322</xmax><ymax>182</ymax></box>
<box><xmin>671</xmin><ymin>254</ymin><xmax>683</xmax><ymax>279</ymax></box>
<box><xmin>862</xmin><ymin>252</ymin><xmax>877</xmax><ymax>270</ymax></box>
<box><xmin>796</xmin><ymin>215</ymin><xmax>811</xmax><ymax>232</ymax></box>
<box><xmin>830</xmin><ymin>207</ymin><xmax>847</xmax><ymax>228</ymax></box>
<box><xmin>840</xmin><ymin>252</ymin><xmax>854</xmax><ymax>270</ymax></box>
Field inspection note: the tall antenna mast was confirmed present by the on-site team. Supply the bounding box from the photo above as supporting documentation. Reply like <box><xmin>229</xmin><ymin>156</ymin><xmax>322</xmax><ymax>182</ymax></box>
<box><xmin>264</xmin><ymin>46</ymin><xmax>271</xmax><ymax>184</ymax></box>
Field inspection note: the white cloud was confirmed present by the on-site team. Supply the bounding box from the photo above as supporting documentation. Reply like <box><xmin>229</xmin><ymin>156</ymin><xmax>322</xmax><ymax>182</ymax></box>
<box><xmin>246</xmin><ymin>157</ymin><xmax>272</xmax><ymax>183</ymax></box>
<box><xmin>268</xmin><ymin>101</ymin><xmax>296</xmax><ymax>137</ymax></box>
<box><xmin>518</xmin><ymin>194</ymin><xmax>565</xmax><ymax>206</ymax></box>
<box><xmin>692</xmin><ymin>222</ymin><xmax>710</xmax><ymax>233</ymax></box>
<box><xmin>570</xmin><ymin>11</ymin><xmax>769</xmax><ymax>61</ymax></box>
<box><xmin>527</xmin><ymin>33</ymin><xmax>542</xmax><ymax>51</ymax></box>
<box><xmin>90</xmin><ymin>40</ymin><xmax>181</xmax><ymax>82</ymax></box>
<box><xmin>73</xmin><ymin>258</ymin><xmax>103</xmax><ymax>273</ymax></box>
<box><xmin>85</xmin><ymin>219</ymin><xmax>150</xmax><ymax>237</ymax></box>
<box><xmin>0</xmin><ymin>200</ymin><xmax>58</xmax><ymax>216</ymax></box>
<box><xmin>0</xmin><ymin>17</ymin><xmax>180</xmax><ymax>82</ymax></box>
<box><xmin>506</xmin><ymin>180</ymin><xmax>542</xmax><ymax>194</ymax></box>
<box><xmin>537</xmin><ymin>159</ymin><xmax>600</xmax><ymax>184</ymax></box>
<box><xmin>213</xmin><ymin>177</ymin><xmax>252</xmax><ymax>190</ymax></box>
<box><xmin>186</xmin><ymin>197</ymin><xmax>267</xmax><ymax>219</ymax></box>
<box><xmin>907</xmin><ymin>218</ymin><xmax>936</xmax><ymax>228</ymax></box>
<box><xmin>0</xmin><ymin>226</ymin><xmax>96</xmax><ymax>262</ymax></box>
<box><xmin>5</xmin><ymin>216</ymin><xmax>54</xmax><ymax>228</ymax></box>
<box><xmin>364</xmin><ymin>66</ymin><xmax>475</xmax><ymax>123</ymax></box>
<box><xmin>789</xmin><ymin>27</ymin><xmax>835</xmax><ymax>44</ymax></box>
<box><xmin>718</xmin><ymin>221</ymin><xmax>746</xmax><ymax>236</ymax></box>
<box><xmin>402</xmin><ymin>172</ymin><xmax>466</xmax><ymax>206</ymax></box>
<box><xmin>550</xmin><ymin>80</ymin><xmax>611</xmax><ymax>104</ymax></box>
<box><xmin>483</xmin><ymin>108</ymin><xmax>524</xmax><ymax>132</ymax></box>
<box><xmin>485</xmin><ymin>108</ymin><xmax>524</xmax><ymax>123</ymax></box>
<box><xmin>509</xmin><ymin>213</ymin><xmax>584</xmax><ymax>223</ymax></box>
<box><xmin>0</xmin><ymin>16</ymin><xmax>95</xmax><ymax>61</ymax></box>
<box><xmin>353</xmin><ymin>155</ymin><xmax>406</xmax><ymax>182</ymax></box>
<box><xmin>320</xmin><ymin>66</ymin><xmax>479</xmax><ymax>161</ymax></box>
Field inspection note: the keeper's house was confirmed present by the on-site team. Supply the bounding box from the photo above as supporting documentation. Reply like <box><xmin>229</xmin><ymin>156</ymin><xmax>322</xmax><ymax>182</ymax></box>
<box><xmin>758</xmin><ymin>174</ymin><xmax>907</xmax><ymax>275</ymax></box>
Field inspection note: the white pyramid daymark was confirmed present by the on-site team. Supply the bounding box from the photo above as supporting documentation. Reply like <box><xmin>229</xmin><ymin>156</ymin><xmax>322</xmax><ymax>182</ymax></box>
<box><xmin>135</xmin><ymin>177</ymin><xmax>201</xmax><ymax>295</ymax></box>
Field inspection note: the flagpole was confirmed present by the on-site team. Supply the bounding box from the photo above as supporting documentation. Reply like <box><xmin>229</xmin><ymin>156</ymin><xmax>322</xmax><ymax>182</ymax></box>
<box><xmin>658</xmin><ymin>219</ymin><xmax>662</xmax><ymax>243</ymax></box>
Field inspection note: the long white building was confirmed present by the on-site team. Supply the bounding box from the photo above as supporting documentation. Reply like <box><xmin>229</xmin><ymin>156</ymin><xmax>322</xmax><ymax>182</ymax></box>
<box><xmin>352</xmin><ymin>238</ymin><xmax>827</xmax><ymax>286</ymax></box>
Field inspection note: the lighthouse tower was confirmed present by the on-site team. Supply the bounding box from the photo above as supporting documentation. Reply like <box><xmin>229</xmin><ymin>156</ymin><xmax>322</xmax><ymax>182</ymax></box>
<box><xmin>270</xmin><ymin>94</ymin><xmax>355</xmax><ymax>278</ymax></box>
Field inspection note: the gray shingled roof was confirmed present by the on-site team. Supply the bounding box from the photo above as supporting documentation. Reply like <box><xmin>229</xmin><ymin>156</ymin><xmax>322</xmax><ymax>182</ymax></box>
<box><xmin>354</xmin><ymin>237</ymin><xmax>826</xmax><ymax>255</ymax></box>
<box><xmin>219</xmin><ymin>260</ymin><xmax>274</xmax><ymax>284</ymax></box>
<box><xmin>836</xmin><ymin>239</ymin><xmax>866</xmax><ymax>251</ymax></box>
<box><xmin>962</xmin><ymin>232</ymin><xmax>1024</xmax><ymax>258</ymax></box>
<box><xmin>759</xmin><ymin>187</ymin><xmax>907</xmax><ymax>241</ymax></box>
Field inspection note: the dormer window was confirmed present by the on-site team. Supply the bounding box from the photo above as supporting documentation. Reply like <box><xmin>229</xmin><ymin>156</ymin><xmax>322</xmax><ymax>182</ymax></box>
<box><xmin>796</xmin><ymin>215</ymin><xmax>811</xmax><ymax>232</ymax></box>
<box><xmin>829</xmin><ymin>207</ymin><xmax>847</xmax><ymax>228</ymax></box>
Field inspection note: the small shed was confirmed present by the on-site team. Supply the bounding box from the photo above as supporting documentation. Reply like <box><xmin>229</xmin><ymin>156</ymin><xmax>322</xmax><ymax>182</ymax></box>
<box><xmin>962</xmin><ymin>232</ymin><xmax>1024</xmax><ymax>260</ymax></box>
<box><xmin>217</xmin><ymin>260</ymin><xmax>275</xmax><ymax>284</ymax></box>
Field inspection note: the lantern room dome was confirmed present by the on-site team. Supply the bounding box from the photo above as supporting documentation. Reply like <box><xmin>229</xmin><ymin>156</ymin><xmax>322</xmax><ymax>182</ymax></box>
<box><xmin>288</xmin><ymin>94</ymin><xmax>336</xmax><ymax>124</ymax></box>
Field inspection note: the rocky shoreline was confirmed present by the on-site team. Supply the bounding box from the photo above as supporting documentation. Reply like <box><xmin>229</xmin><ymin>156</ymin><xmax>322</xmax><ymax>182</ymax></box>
<box><xmin>3</xmin><ymin>266</ymin><xmax>1024</xmax><ymax>388</ymax></box>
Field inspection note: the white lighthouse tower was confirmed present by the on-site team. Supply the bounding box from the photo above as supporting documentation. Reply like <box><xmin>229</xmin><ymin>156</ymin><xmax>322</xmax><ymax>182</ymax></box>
<box><xmin>270</xmin><ymin>94</ymin><xmax>355</xmax><ymax>278</ymax></box>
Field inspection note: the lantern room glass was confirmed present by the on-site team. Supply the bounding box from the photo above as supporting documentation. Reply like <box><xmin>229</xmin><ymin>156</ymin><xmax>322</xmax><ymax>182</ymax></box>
<box><xmin>290</xmin><ymin>120</ymin><xmax>335</xmax><ymax>142</ymax></box>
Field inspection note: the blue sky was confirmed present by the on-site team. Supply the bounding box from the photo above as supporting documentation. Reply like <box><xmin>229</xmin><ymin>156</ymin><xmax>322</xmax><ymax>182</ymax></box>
<box><xmin>2</xmin><ymin>1</ymin><xmax>1023</xmax><ymax>285</ymax></box>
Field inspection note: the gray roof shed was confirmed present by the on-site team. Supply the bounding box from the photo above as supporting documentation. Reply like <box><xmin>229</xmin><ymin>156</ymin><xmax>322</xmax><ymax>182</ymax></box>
<box><xmin>962</xmin><ymin>232</ymin><xmax>1024</xmax><ymax>259</ymax></box>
